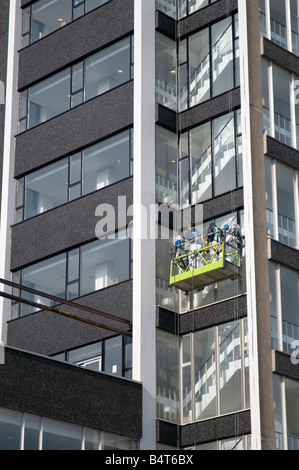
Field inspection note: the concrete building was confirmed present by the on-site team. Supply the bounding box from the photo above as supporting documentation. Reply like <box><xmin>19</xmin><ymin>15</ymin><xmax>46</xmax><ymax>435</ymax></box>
<box><xmin>0</xmin><ymin>0</ymin><xmax>298</xmax><ymax>450</ymax></box>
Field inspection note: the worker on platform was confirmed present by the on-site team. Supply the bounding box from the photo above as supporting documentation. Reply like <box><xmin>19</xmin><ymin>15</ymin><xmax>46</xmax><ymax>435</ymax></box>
<box><xmin>184</xmin><ymin>224</ymin><xmax>203</xmax><ymax>269</ymax></box>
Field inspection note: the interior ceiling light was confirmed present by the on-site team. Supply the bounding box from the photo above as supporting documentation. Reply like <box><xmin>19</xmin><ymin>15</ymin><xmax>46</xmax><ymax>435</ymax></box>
<box><xmin>117</xmin><ymin>69</ymin><xmax>124</xmax><ymax>73</ymax></box>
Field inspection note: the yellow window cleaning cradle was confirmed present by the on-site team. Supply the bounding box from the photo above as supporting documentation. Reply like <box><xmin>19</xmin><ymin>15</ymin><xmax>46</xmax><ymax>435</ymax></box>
<box><xmin>169</xmin><ymin>227</ymin><xmax>242</xmax><ymax>293</ymax></box>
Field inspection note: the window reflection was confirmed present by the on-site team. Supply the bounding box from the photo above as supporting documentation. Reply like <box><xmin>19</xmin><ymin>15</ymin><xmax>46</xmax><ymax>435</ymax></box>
<box><xmin>17</xmin><ymin>129</ymin><xmax>132</xmax><ymax>222</ymax></box>
<box><xmin>23</xmin><ymin>0</ymin><xmax>111</xmax><ymax>46</ymax></box>
<box><xmin>21</xmin><ymin>36</ymin><xmax>133</xmax><ymax>130</ymax></box>
<box><xmin>17</xmin><ymin>232</ymin><xmax>131</xmax><ymax>317</ymax></box>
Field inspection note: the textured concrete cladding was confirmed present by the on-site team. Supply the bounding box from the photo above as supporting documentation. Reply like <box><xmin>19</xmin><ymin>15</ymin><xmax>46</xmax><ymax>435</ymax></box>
<box><xmin>7</xmin><ymin>281</ymin><xmax>132</xmax><ymax>355</ymax></box>
<box><xmin>14</xmin><ymin>81</ymin><xmax>133</xmax><ymax>177</ymax></box>
<box><xmin>156</xmin><ymin>294</ymin><xmax>247</xmax><ymax>336</ymax></box>
<box><xmin>261</xmin><ymin>37</ymin><xmax>299</xmax><ymax>76</ymax></box>
<box><xmin>18</xmin><ymin>0</ymin><xmax>134</xmax><ymax>90</ymax></box>
<box><xmin>10</xmin><ymin>177</ymin><xmax>133</xmax><ymax>270</ymax></box>
<box><xmin>156</xmin><ymin>410</ymin><xmax>251</xmax><ymax>447</ymax></box>
<box><xmin>265</xmin><ymin>136</ymin><xmax>299</xmax><ymax>171</ymax></box>
<box><xmin>180</xmin><ymin>410</ymin><xmax>251</xmax><ymax>447</ymax></box>
<box><xmin>269</xmin><ymin>239</ymin><xmax>299</xmax><ymax>272</ymax></box>
<box><xmin>180</xmin><ymin>87</ymin><xmax>241</xmax><ymax>132</ymax></box>
<box><xmin>0</xmin><ymin>346</ymin><xmax>142</xmax><ymax>438</ymax></box>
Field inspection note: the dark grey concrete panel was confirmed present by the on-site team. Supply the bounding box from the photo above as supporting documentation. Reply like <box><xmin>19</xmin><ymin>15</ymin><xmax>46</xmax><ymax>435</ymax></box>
<box><xmin>7</xmin><ymin>281</ymin><xmax>132</xmax><ymax>355</ymax></box>
<box><xmin>0</xmin><ymin>346</ymin><xmax>142</xmax><ymax>438</ymax></box>
<box><xmin>261</xmin><ymin>37</ymin><xmax>299</xmax><ymax>76</ymax></box>
<box><xmin>156</xmin><ymin>104</ymin><xmax>177</xmax><ymax>132</ymax></box>
<box><xmin>11</xmin><ymin>177</ymin><xmax>133</xmax><ymax>270</ymax></box>
<box><xmin>156</xmin><ymin>10</ymin><xmax>176</xmax><ymax>39</ymax></box>
<box><xmin>202</xmin><ymin>187</ymin><xmax>244</xmax><ymax>221</ymax></box>
<box><xmin>15</xmin><ymin>81</ymin><xmax>133</xmax><ymax>177</ymax></box>
<box><xmin>269</xmin><ymin>239</ymin><xmax>299</xmax><ymax>272</ymax></box>
<box><xmin>265</xmin><ymin>136</ymin><xmax>299</xmax><ymax>171</ymax></box>
<box><xmin>18</xmin><ymin>0</ymin><xmax>134</xmax><ymax>89</ymax></box>
<box><xmin>156</xmin><ymin>306</ymin><xmax>179</xmax><ymax>334</ymax></box>
<box><xmin>157</xmin><ymin>295</ymin><xmax>247</xmax><ymax>336</ymax></box>
<box><xmin>180</xmin><ymin>87</ymin><xmax>241</xmax><ymax>132</ymax></box>
<box><xmin>179</xmin><ymin>294</ymin><xmax>247</xmax><ymax>334</ymax></box>
<box><xmin>273</xmin><ymin>350</ymin><xmax>299</xmax><ymax>381</ymax></box>
<box><xmin>179</xmin><ymin>0</ymin><xmax>238</xmax><ymax>38</ymax></box>
<box><xmin>180</xmin><ymin>410</ymin><xmax>251</xmax><ymax>447</ymax></box>
<box><xmin>156</xmin><ymin>419</ymin><xmax>180</xmax><ymax>447</ymax></box>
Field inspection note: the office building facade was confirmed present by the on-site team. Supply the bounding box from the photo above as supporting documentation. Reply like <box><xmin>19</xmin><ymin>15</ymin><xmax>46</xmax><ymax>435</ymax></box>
<box><xmin>0</xmin><ymin>0</ymin><xmax>298</xmax><ymax>450</ymax></box>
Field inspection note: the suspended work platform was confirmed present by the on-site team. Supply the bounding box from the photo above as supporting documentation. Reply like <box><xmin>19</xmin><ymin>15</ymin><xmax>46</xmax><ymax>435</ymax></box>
<box><xmin>169</xmin><ymin>232</ymin><xmax>242</xmax><ymax>293</ymax></box>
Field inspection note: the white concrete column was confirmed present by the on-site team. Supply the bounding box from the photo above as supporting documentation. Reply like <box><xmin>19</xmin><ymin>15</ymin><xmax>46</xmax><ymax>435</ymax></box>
<box><xmin>0</xmin><ymin>0</ymin><xmax>21</xmax><ymax>346</ymax></box>
<box><xmin>132</xmin><ymin>0</ymin><xmax>156</xmax><ymax>450</ymax></box>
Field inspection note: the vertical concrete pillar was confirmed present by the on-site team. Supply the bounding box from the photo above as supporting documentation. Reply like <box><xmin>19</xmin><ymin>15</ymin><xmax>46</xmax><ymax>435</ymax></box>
<box><xmin>132</xmin><ymin>0</ymin><xmax>157</xmax><ymax>450</ymax></box>
<box><xmin>238</xmin><ymin>0</ymin><xmax>276</xmax><ymax>450</ymax></box>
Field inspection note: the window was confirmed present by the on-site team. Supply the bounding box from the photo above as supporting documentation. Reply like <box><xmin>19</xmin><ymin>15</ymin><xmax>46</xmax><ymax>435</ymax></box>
<box><xmin>13</xmin><ymin>230</ymin><xmax>131</xmax><ymax>318</ymax></box>
<box><xmin>156</xmin><ymin>32</ymin><xmax>177</xmax><ymax>111</ymax></box>
<box><xmin>179</xmin><ymin>110</ymin><xmax>242</xmax><ymax>205</ymax></box>
<box><xmin>54</xmin><ymin>335</ymin><xmax>132</xmax><ymax>378</ymax></box>
<box><xmin>269</xmin><ymin>262</ymin><xmax>299</xmax><ymax>355</ymax></box>
<box><xmin>259</xmin><ymin>0</ymin><xmax>299</xmax><ymax>57</ymax></box>
<box><xmin>264</xmin><ymin>157</ymin><xmax>298</xmax><ymax>248</ymax></box>
<box><xmin>179</xmin><ymin>15</ymin><xmax>239</xmax><ymax>111</ymax></box>
<box><xmin>80</xmin><ymin>233</ymin><xmax>130</xmax><ymax>296</ymax></box>
<box><xmin>156</xmin><ymin>318</ymin><xmax>249</xmax><ymax>425</ymax></box>
<box><xmin>155</xmin><ymin>127</ymin><xmax>178</xmax><ymax>206</ymax></box>
<box><xmin>15</xmin><ymin>129</ymin><xmax>133</xmax><ymax>222</ymax></box>
<box><xmin>178</xmin><ymin>0</ymin><xmax>218</xmax><ymax>19</ymax></box>
<box><xmin>19</xmin><ymin>36</ymin><xmax>133</xmax><ymax>131</ymax></box>
<box><xmin>262</xmin><ymin>59</ymin><xmax>299</xmax><ymax>150</ymax></box>
<box><xmin>0</xmin><ymin>408</ymin><xmax>138</xmax><ymax>450</ymax></box>
<box><xmin>22</xmin><ymin>0</ymin><xmax>111</xmax><ymax>47</ymax></box>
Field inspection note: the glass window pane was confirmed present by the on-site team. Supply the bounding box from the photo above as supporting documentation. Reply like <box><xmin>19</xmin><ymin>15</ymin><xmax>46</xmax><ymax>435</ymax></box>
<box><xmin>156</xmin><ymin>32</ymin><xmax>177</xmax><ymax>111</ymax></box>
<box><xmin>189</xmin><ymin>0</ymin><xmax>209</xmax><ymax>15</ymax></box>
<box><xmin>270</xmin><ymin>0</ymin><xmax>287</xmax><ymax>49</ymax></box>
<box><xmin>72</xmin><ymin>63</ymin><xmax>83</xmax><ymax>93</ymax></box>
<box><xmin>194</xmin><ymin>328</ymin><xmax>216</xmax><ymax>421</ymax></box>
<box><xmin>29</xmin><ymin>69</ymin><xmax>71</xmax><ymax>128</ymax></box>
<box><xmin>214</xmin><ymin>112</ymin><xmax>236</xmax><ymax>196</ymax></box>
<box><xmin>83</xmin><ymin>131</ymin><xmax>130</xmax><ymax>195</ymax></box>
<box><xmin>80</xmin><ymin>232</ymin><xmax>129</xmax><ymax>296</ymax></box>
<box><xmin>265</xmin><ymin>157</ymin><xmax>274</xmax><ymax>237</ymax></box>
<box><xmin>21</xmin><ymin>254</ymin><xmax>66</xmax><ymax>315</ymax></box>
<box><xmin>180</xmin><ymin>157</ymin><xmax>189</xmax><ymax>206</ymax></box>
<box><xmin>85</xmin><ymin>37</ymin><xmax>131</xmax><ymax>102</ymax></box>
<box><xmin>69</xmin><ymin>341</ymin><xmax>102</xmax><ymax>363</ymax></box>
<box><xmin>280</xmin><ymin>267</ymin><xmax>299</xmax><ymax>354</ymax></box>
<box><xmin>155</xmin><ymin>127</ymin><xmax>177</xmax><ymax>206</ymax></box>
<box><xmin>42</xmin><ymin>418</ymin><xmax>81</xmax><ymax>450</ymax></box>
<box><xmin>86</xmin><ymin>0</ymin><xmax>110</xmax><ymax>12</ymax></box>
<box><xmin>212</xmin><ymin>17</ymin><xmax>234</xmax><ymax>97</ymax></box>
<box><xmin>24</xmin><ymin>414</ymin><xmax>40</xmax><ymax>450</ymax></box>
<box><xmin>189</xmin><ymin>27</ymin><xmax>210</xmax><ymax>106</ymax></box>
<box><xmin>104</xmin><ymin>336</ymin><xmax>122</xmax><ymax>376</ymax></box>
<box><xmin>273</xmin><ymin>64</ymin><xmax>291</xmax><ymax>146</ymax></box>
<box><xmin>84</xmin><ymin>428</ymin><xmax>100</xmax><ymax>450</ymax></box>
<box><xmin>103</xmin><ymin>432</ymin><xmax>137</xmax><ymax>450</ymax></box>
<box><xmin>285</xmin><ymin>377</ymin><xmax>299</xmax><ymax>448</ymax></box>
<box><xmin>25</xmin><ymin>159</ymin><xmax>68</xmax><ymax>219</ymax></box>
<box><xmin>190</xmin><ymin>121</ymin><xmax>212</xmax><ymax>203</ymax></box>
<box><xmin>291</xmin><ymin>0</ymin><xmax>299</xmax><ymax>55</ymax></box>
<box><xmin>72</xmin><ymin>0</ymin><xmax>85</xmax><ymax>19</ymax></box>
<box><xmin>0</xmin><ymin>408</ymin><xmax>22</xmax><ymax>450</ymax></box>
<box><xmin>219</xmin><ymin>321</ymin><xmax>242</xmax><ymax>415</ymax></box>
<box><xmin>276</xmin><ymin>163</ymin><xmax>296</xmax><ymax>247</ymax></box>
<box><xmin>31</xmin><ymin>0</ymin><xmax>72</xmax><ymax>43</ymax></box>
